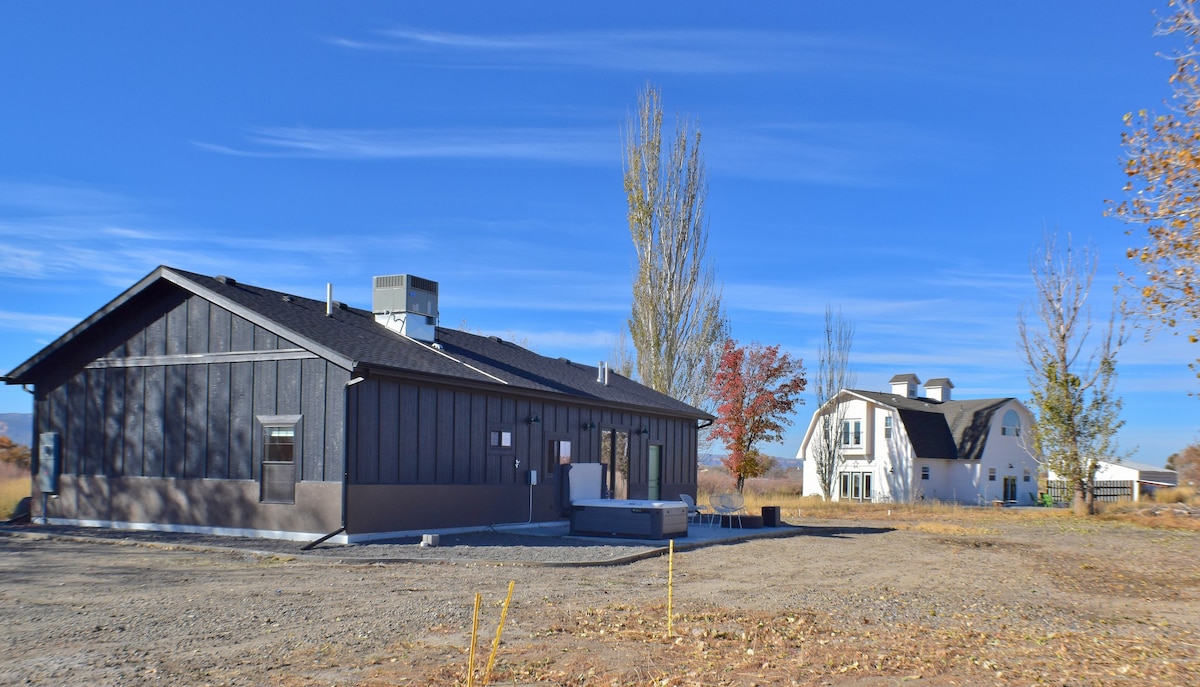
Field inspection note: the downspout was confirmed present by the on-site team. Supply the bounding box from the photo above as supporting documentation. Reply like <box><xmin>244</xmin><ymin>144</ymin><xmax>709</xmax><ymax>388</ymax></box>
<box><xmin>303</xmin><ymin>371</ymin><xmax>363</xmax><ymax>550</ymax></box>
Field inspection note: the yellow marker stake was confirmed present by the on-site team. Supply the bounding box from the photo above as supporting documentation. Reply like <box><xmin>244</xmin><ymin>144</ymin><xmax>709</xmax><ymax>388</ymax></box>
<box><xmin>482</xmin><ymin>580</ymin><xmax>516</xmax><ymax>686</ymax></box>
<box><xmin>467</xmin><ymin>592</ymin><xmax>482</xmax><ymax>687</ymax></box>
<box><xmin>667</xmin><ymin>539</ymin><xmax>674</xmax><ymax>637</ymax></box>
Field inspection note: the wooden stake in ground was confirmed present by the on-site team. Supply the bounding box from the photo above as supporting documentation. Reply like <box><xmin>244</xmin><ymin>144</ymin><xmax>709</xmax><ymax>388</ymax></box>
<box><xmin>467</xmin><ymin>592</ymin><xmax>481</xmax><ymax>687</ymax></box>
<box><xmin>667</xmin><ymin>539</ymin><xmax>674</xmax><ymax>637</ymax></box>
<box><xmin>482</xmin><ymin>580</ymin><xmax>515</xmax><ymax>686</ymax></box>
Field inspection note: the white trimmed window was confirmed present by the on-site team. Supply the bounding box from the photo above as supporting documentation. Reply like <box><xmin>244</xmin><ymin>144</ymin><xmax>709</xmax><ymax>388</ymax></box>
<box><xmin>841</xmin><ymin>419</ymin><xmax>863</xmax><ymax>447</ymax></box>
<box><xmin>988</xmin><ymin>467</ymin><xmax>997</xmax><ymax>482</ymax></box>
<box><xmin>920</xmin><ymin>465</ymin><xmax>930</xmax><ymax>480</ymax></box>
<box><xmin>1001</xmin><ymin>410</ymin><xmax>1021</xmax><ymax>436</ymax></box>
<box><xmin>883</xmin><ymin>416</ymin><xmax>892</xmax><ymax>439</ymax></box>
<box><xmin>259</xmin><ymin>415</ymin><xmax>302</xmax><ymax>504</ymax></box>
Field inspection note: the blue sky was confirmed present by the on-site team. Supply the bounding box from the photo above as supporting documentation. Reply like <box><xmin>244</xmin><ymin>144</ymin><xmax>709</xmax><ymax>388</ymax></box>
<box><xmin>1</xmin><ymin>2</ymin><xmax>1195</xmax><ymax>466</ymax></box>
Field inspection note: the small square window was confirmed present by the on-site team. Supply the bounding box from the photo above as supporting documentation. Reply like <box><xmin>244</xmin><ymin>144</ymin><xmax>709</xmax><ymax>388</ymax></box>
<box><xmin>489</xmin><ymin>429</ymin><xmax>513</xmax><ymax>448</ymax></box>
<box><xmin>1023</xmin><ymin>469</ymin><xmax>1031</xmax><ymax>483</ymax></box>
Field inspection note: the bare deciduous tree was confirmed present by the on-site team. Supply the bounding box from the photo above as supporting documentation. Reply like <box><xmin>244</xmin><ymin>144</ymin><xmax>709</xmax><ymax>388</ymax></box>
<box><xmin>1019</xmin><ymin>234</ymin><xmax>1127</xmax><ymax>516</ymax></box>
<box><xmin>809</xmin><ymin>306</ymin><xmax>855</xmax><ymax>500</ymax></box>
<box><xmin>624</xmin><ymin>83</ymin><xmax>728</xmax><ymax>410</ymax></box>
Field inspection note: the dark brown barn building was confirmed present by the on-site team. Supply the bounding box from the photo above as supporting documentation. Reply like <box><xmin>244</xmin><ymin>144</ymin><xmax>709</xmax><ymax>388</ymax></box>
<box><xmin>4</xmin><ymin>266</ymin><xmax>710</xmax><ymax>543</ymax></box>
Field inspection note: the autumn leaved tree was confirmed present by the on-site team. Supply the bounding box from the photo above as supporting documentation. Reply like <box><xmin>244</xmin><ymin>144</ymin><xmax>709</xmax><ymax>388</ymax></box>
<box><xmin>1019</xmin><ymin>235</ymin><xmax>1127</xmax><ymax>516</ymax></box>
<box><xmin>624</xmin><ymin>83</ymin><xmax>728</xmax><ymax>409</ymax></box>
<box><xmin>809</xmin><ymin>306</ymin><xmax>856</xmax><ymax>500</ymax></box>
<box><xmin>707</xmin><ymin>340</ymin><xmax>807</xmax><ymax>493</ymax></box>
<box><xmin>1166</xmin><ymin>442</ymin><xmax>1200</xmax><ymax>487</ymax></box>
<box><xmin>0</xmin><ymin>436</ymin><xmax>31</xmax><ymax>471</ymax></box>
<box><xmin>1110</xmin><ymin>0</ymin><xmax>1200</xmax><ymax>388</ymax></box>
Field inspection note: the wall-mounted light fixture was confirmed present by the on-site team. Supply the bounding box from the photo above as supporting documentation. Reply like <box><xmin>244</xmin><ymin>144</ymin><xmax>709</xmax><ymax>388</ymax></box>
<box><xmin>1007</xmin><ymin>463</ymin><xmax>1014</xmax><ymax>469</ymax></box>
<box><xmin>582</xmin><ymin>421</ymin><xmax>596</xmax><ymax>431</ymax></box>
<box><xmin>527</xmin><ymin>414</ymin><xmax>540</xmax><ymax>425</ymax></box>
<box><xmin>639</xmin><ymin>426</ymin><xmax>649</xmax><ymax>436</ymax></box>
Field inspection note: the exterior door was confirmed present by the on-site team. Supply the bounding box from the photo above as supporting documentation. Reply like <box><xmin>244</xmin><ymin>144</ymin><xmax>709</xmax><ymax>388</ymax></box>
<box><xmin>1003</xmin><ymin>476</ymin><xmax>1017</xmax><ymax>501</ymax></box>
<box><xmin>600</xmin><ymin>429</ymin><xmax>630</xmax><ymax>499</ymax></box>
<box><xmin>648</xmin><ymin>445</ymin><xmax>662</xmax><ymax>500</ymax></box>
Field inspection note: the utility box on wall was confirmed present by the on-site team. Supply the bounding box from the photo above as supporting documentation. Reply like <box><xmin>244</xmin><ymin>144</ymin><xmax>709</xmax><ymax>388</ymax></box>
<box><xmin>37</xmin><ymin>432</ymin><xmax>59</xmax><ymax>494</ymax></box>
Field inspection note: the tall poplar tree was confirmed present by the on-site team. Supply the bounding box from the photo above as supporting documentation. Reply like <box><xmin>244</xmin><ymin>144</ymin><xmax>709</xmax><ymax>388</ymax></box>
<box><xmin>624</xmin><ymin>84</ymin><xmax>728</xmax><ymax>409</ymax></box>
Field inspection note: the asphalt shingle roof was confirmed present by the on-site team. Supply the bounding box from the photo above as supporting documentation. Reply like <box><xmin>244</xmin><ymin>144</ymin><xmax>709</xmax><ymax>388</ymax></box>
<box><xmin>6</xmin><ymin>266</ymin><xmax>711</xmax><ymax>420</ymax></box>
<box><xmin>851</xmin><ymin>390</ymin><xmax>1013</xmax><ymax>460</ymax></box>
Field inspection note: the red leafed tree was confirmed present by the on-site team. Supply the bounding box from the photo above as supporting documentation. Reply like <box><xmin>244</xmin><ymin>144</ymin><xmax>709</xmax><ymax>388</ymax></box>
<box><xmin>707</xmin><ymin>340</ymin><xmax>807</xmax><ymax>492</ymax></box>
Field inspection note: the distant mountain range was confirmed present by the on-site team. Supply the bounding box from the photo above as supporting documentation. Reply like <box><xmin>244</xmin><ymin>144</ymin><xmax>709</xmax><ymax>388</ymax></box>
<box><xmin>700</xmin><ymin>452</ymin><xmax>802</xmax><ymax>471</ymax></box>
<box><xmin>0</xmin><ymin>413</ymin><xmax>33</xmax><ymax>447</ymax></box>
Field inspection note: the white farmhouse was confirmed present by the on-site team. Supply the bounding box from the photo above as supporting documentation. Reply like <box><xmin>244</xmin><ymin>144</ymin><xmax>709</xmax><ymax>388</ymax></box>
<box><xmin>798</xmin><ymin>374</ymin><xmax>1038</xmax><ymax>505</ymax></box>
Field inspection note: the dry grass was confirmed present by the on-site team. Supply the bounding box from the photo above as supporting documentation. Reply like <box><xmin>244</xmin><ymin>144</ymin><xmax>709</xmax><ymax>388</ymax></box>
<box><xmin>395</xmin><ymin>602</ymin><xmax>1200</xmax><ymax>687</ymax></box>
<box><xmin>1095</xmin><ymin>486</ymin><xmax>1200</xmax><ymax>531</ymax></box>
<box><xmin>1150</xmin><ymin>485</ymin><xmax>1199</xmax><ymax>505</ymax></box>
<box><xmin>0</xmin><ymin>474</ymin><xmax>31</xmax><ymax>519</ymax></box>
<box><xmin>698</xmin><ymin>474</ymin><xmax>1200</xmax><ymax>532</ymax></box>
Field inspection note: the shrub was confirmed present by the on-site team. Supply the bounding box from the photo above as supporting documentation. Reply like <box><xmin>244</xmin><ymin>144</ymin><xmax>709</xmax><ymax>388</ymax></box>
<box><xmin>1152</xmin><ymin>486</ymin><xmax>1198</xmax><ymax>505</ymax></box>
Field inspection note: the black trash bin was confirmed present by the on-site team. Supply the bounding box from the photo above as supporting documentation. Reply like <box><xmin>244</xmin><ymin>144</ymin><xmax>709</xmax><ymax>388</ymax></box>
<box><xmin>761</xmin><ymin>505</ymin><xmax>781</xmax><ymax>527</ymax></box>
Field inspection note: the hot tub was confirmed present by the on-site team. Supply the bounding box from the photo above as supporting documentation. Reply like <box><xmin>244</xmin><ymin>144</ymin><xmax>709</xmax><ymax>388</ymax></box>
<box><xmin>569</xmin><ymin>499</ymin><xmax>689</xmax><ymax>540</ymax></box>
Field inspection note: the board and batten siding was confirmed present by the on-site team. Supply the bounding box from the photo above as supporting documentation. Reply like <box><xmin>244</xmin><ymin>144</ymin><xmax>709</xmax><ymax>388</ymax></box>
<box><xmin>344</xmin><ymin>376</ymin><xmax>698</xmax><ymax>495</ymax></box>
<box><xmin>35</xmin><ymin>290</ymin><xmax>347</xmax><ymax>484</ymax></box>
<box><xmin>28</xmin><ymin>287</ymin><xmax>347</xmax><ymax>536</ymax></box>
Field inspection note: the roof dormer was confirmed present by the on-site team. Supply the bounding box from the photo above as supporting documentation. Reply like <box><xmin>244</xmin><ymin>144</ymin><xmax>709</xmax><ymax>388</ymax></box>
<box><xmin>889</xmin><ymin>373</ymin><xmax>920</xmax><ymax>399</ymax></box>
<box><xmin>924</xmin><ymin>377</ymin><xmax>954</xmax><ymax>402</ymax></box>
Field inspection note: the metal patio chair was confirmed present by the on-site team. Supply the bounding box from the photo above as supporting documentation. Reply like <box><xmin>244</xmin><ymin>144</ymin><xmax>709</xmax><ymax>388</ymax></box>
<box><xmin>711</xmin><ymin>492</ymin><xmax>747</xmax><ymax>528</ymax></box>
<box><xmin>679</xmin><ymin>493</ymin><xmax>714</xmax><ymax>526</ymax></box>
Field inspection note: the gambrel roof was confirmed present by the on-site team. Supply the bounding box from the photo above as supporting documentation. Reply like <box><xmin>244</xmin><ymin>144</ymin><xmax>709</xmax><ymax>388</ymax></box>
<box><xmin>841</xmin><ymin>390</ymin><xmax>1014</xmax><ymax>460</ymax></box>
<box><xmin>851</xmin><ymin>390</ymin><xmax>1013</xmax><ymax>460</ymax></box>
<box><xmin>5</xmin><ymin>266</ymin><xmax>711</xmax><ymax>420</ymax></box>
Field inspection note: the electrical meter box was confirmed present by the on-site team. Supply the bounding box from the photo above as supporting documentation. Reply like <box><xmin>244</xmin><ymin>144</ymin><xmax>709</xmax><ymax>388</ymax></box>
<box><xmin>37</xmin><ymin>432</ymin><xmax>60</xmax><ymax>494</ymax></box>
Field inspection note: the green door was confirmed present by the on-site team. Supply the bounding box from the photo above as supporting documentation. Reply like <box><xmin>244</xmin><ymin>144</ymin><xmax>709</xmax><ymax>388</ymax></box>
<box><xmin>648</xmin><ymin>445</ymin><xmax>662</xmax><ymax>500</ymax></box>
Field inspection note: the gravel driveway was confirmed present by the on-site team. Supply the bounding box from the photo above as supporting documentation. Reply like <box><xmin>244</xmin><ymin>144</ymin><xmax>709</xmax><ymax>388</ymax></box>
<box><xmin>2</xmin><ymin>514</ymin><xmax>1198</xmax><ymax>686</ymax></box>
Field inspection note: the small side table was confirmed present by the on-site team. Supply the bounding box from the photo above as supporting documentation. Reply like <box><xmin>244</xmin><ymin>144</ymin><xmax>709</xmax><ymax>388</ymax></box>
<box><xmin>761</xmin><ymin>505</ymin><xmax>781</xmax><ymax>527</ymax></box>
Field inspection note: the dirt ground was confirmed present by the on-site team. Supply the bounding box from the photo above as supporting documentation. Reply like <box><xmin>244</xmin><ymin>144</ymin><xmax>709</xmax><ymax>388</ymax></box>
<box><xmin>2</xmin><ymin>514</ymin><xmax>1199</xmax><ymax>686</ymax></box>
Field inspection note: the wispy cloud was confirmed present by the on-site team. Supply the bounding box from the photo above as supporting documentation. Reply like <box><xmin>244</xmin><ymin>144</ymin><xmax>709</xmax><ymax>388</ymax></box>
<box><xmin>194</xmin><ymin>126</ymin><xmax>616</xmax><ymax>163</ymax></box>
<box><xmin>0</xmin><ymin>310</ymin><xmax>82</xmax><ymax>335</ymax></box>
<box><xmin>328</xmin><ymin>27</ymin><xmax>890</xmax><ymax>76</ymax></box>
<box><xmin>724</xmin><ymin>282</ymin><xmax>946</xmax><ymax>317</ymax></box>
<box><xmin>0</xmin><ymin>180</ymin><xmax>135</xmax><ymax>216</ymax></box>
<box><xmin>710</xmin><ymin>121</ymin><xmax>968</xmax><ymax>186</ymax></box>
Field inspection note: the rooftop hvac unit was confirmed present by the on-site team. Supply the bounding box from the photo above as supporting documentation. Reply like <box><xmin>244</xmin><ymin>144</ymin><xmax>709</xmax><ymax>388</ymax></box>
<box><xmin>372</xmin><ymin>274</ymin><xmax>439</xmax><ymax>318</ymax></box>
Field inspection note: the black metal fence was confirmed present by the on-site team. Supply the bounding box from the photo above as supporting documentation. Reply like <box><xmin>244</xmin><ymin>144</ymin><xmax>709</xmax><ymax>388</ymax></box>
<box><xmin>1046</xmin><ymin>480</ymin><xmax>1134</xmax><ymax>504</ymax></box>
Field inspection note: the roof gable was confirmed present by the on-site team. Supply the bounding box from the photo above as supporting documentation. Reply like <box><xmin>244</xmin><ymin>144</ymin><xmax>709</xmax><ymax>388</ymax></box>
<box><xmin>6</xmin><ymin>266</ymin><xmax>711</xmax><ymax>420</ymax></box>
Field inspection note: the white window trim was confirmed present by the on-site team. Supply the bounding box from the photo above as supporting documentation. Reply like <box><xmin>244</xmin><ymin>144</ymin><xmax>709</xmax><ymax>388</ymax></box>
<box><xmin>841</xmin><ymin>419</ymin><xmax>864</xmax><ymax>448</ymax></box>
